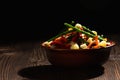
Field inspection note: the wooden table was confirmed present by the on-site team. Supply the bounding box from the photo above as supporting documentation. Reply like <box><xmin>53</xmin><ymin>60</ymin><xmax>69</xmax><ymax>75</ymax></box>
<box><xmin>0</xmin><ymin>35</ymin><xmax>120</xmax><ymax>80</ymax></box>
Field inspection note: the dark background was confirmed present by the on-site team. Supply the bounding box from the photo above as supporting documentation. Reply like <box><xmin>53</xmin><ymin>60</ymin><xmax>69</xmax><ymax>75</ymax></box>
<box><xmin>1</xmin><ymin>0</ymin><xmax>120</xmax><ymax>43</ymax></box>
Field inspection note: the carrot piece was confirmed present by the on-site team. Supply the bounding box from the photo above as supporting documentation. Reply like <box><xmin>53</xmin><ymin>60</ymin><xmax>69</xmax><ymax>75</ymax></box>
<box><xmin>87</xmin><ymin>41</ymin><xmax>94</xmax><ymax>49</ymax></box>
<box><xmin>93</xmin><ymin>36</ymin><xmax>99</xmax><ymax>48</ymax></box>
<box><xmin>87</xmin><ymin>36</ymin><xmax>99</xmax><ymax>49</ymax></box>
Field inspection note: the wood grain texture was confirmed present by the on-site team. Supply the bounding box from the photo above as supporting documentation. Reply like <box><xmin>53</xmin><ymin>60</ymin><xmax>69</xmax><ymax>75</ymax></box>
<box><xmin>0</xmin><ymin>40</ymin><xmax>120</xmax><ymax>80</ymax></box>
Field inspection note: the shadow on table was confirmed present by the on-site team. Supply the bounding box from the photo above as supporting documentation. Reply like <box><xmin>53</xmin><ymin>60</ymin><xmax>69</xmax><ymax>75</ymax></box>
<box><xmin>18</xmin><ymin>65</ymin><xmax>104</xmax><ymax>80</ymax></box>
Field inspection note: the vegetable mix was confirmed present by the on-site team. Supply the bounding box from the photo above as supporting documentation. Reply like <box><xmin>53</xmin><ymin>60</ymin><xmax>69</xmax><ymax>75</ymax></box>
<box><xmin>42</xmin><ymin>22</ymin><xmax>113</xmax><ymax>49</ymax></box>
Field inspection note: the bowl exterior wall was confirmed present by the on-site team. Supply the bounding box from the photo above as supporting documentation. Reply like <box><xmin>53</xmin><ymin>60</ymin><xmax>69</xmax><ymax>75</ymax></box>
<box><xmin>44</xmin><ymin>47</ymin><xmax>112</xmax><ymax>67</ymax></box>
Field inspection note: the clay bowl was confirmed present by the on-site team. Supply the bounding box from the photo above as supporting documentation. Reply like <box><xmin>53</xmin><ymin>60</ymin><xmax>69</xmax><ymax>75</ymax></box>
<box><xmin>41</xmin><ymin>41</ymin><xmax>115</xmax><ymax>67</ymax></box>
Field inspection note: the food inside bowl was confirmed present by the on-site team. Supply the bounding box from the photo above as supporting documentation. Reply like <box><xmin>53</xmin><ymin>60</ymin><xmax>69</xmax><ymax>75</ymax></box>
<box><xmin>42</xmin><ymin>21</ymin><xmax>114</xmax><ymax>50</ymax></box>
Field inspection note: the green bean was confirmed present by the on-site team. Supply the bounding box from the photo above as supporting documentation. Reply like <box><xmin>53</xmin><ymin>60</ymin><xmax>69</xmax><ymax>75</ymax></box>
<box><xmin>47</xmin><ymin>30</ymin><xmax>74</xmax><ymax>42</ymax></box>
<box><xmin>64</xmin><ymin>23</ymin><xmax>104</xmax><ymax>40</ymax></box>
<box><xmin>82</xmin><ymin>26</ymin><xmax>95</xmax><ymax>35</ymax></box>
